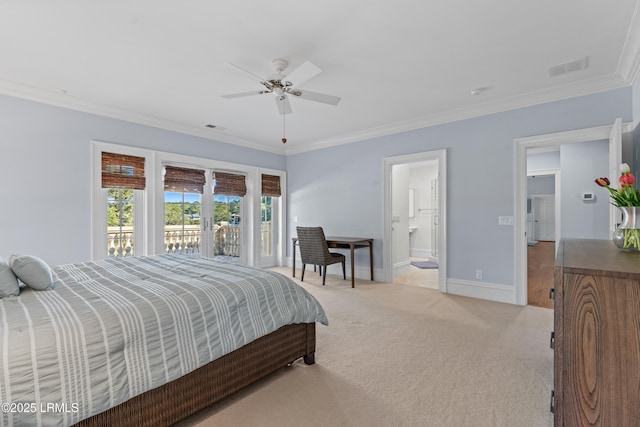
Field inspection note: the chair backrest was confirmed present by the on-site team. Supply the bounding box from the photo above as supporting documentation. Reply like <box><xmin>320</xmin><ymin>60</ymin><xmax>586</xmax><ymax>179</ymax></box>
<box><xmin>296</xmin><ymin>227</ymin><xmax>332</xmax><ymax>265</ymax></box>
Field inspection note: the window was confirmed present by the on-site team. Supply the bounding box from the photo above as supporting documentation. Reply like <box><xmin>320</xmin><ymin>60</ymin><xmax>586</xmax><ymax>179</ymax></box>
<box><xmin>213</xmin><ymin>172</ymin><xmax>246</xmax><ymax>261</ymax></box>
<box><xmin>261</xmin><ymin>196</ymin><xmax>273</xmax><ymax>256</ymax></box>
<box><xmin>102</xmin><ymin>152</ymin><xmax>145</xmax><ymax>257</ymax></box>
<box><xmin>93</xmin><ymin>142</ymin><xmax>286</xmax><ymax>267</ymax></box>
<box><xmin>261</xmin><ymin>174</ymin><xmax>281</xmax><ymax>261</ymax></box>
<box><xmin>107</xmin><ymin>189</ymin><xmax>135</xmax><ymax>256</ymax></box>
<box><xmin>164</xmin><ymin>166</ymin><xmax>206</xmax><ymax>254</ymax></box>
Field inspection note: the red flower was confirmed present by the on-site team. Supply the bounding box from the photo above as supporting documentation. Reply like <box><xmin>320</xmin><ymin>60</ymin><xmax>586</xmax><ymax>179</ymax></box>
<box><xmin>595</xmin><ymin>177</ymin><xmax>610</xmax><ymax>187</ymax></box>
<box><xmin>620</xmin><ymin>173</ymin><xmax>636</xmax><ymax>188</ymax></box>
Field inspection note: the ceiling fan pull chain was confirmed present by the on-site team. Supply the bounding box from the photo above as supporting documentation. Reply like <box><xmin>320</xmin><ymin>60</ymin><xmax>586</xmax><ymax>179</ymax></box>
<box><xmin>282</xmin><ymin>97</ymin><xmax>287</xmax><ymax>143</ymax></box>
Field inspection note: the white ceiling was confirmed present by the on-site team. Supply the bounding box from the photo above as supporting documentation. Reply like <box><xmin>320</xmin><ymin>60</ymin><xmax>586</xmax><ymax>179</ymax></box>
<box><xmin>1</xmin><ymin>1</ymin><xmax>639</xmax><ymax>155</ymax></box>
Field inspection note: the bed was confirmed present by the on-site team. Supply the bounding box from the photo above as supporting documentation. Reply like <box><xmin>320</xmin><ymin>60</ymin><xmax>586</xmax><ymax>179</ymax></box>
<box><xmin>0</xmin><ymin>254</ymin><xmax>327</xmax><ymax>427</ymax></box>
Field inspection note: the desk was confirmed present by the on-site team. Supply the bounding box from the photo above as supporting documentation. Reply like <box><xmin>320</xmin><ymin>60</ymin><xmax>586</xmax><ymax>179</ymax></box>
<box><xmin>292</xmin><ymin>236</ymin><xmax>374</xmax><ymax>288</ymax></box>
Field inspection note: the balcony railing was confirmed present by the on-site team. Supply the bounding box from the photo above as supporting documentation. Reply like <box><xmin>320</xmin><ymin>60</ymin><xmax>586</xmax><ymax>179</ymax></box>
<box><xmin>213</xmin><ymin>224</ymin><xmax>240</xmax><ymax>257</ymax></box>
<box><xmin>107</xmin><ymin>226</ymin><xmax>134</xmax><ymax>257</ymax></box>
<box><xmin>107</xmin><ymin>221</ymin><xmax>271</xmax><ymax>258</ymax></box>
<box><xmin>165</xmin><ymin>225</ymin><xmax>201</xmax><ymax>254</ymax></box>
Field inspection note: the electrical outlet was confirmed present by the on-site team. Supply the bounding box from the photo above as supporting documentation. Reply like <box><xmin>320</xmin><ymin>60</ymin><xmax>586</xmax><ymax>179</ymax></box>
<box><xmin>475</xmin><ymin>270</ymin><xmax>483</xmax><ymax>280</ymax></box>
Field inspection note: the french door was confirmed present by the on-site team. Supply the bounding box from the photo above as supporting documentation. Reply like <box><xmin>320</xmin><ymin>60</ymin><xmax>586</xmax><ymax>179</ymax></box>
<box><xmin>211</xmin><ymin>194</ymin><xmax>242</xmax><ymax>262</ymax></box>
<box><xmin>163</xmin><ymin>191</ymin><xmax>202</xmax><ymax>254</ymax></box>
<box><xmin>260</xmin><ymin>195</ymin><xmax>279</xmax><ymax>266</ymax></box>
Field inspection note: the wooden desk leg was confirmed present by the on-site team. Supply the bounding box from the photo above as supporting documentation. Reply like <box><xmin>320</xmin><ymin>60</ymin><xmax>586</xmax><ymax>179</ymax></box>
<box><xmin>350</xmin><ymin>244</ymin><xmax>355</xmax><ymax>288</ymax></box>
<box><xmin>369</xmin><ymin>241</ymin><xmax>374</xmax><ymax>281</ymax></box>
<box><xmin>292</xmin><ymin>240</ymin><xmax>296</xmax><ymax>277</ymax></box>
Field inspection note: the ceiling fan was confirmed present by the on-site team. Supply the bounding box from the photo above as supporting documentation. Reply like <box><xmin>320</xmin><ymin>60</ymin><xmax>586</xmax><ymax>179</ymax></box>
<box><xmin>221</xmin><ymin>58</ymin><xmax>341</xmax><ymax>116</ymax></box>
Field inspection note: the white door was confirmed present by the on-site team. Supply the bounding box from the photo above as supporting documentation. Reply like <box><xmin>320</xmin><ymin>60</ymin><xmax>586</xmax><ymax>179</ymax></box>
<box><xmin>431</xmin><ymin>178</ymin><xmax>439</xmax><ymax>257</ymax></box>
<box><xmin>260</xmin><ymin>195</ymin><xmax>279</xmax><ymax>267</ymax></box>
<box><xmin>609</xmin><ymin>118</ymin><xmax>622</xmax><ymax>232</ymax></box>
<box><xmin>533</xmin><ymin>195</ymin><xmax>555</xmax><ymax>241</ymax></box>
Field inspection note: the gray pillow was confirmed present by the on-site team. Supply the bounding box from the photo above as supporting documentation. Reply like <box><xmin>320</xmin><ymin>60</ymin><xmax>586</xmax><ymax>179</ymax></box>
<box><xmin>0</xmin><ymin>256</ymin><xmax>20</xmax><ymax>297</ymax></box>
<box><xmin>9</xmin><ymin>255</ymin><xmax>57</xmax><ymax>291</ymax></box>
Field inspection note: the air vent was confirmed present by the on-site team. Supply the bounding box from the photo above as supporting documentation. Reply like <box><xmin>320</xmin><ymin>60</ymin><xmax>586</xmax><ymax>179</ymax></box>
<box><xmin>548</xmin><ymin>56</ymin><xmax>590</xmax><ymax>78</ymax></box>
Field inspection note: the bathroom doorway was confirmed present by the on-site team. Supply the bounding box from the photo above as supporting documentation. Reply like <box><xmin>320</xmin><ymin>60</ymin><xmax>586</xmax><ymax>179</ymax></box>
<box><xmin>394</xmin><ymin>161</ymin><xmax>440</xmax><ymax>289</ymax></box>
<box><xmin>383</xmin><ymin>150</ymin><xmax>447</xmax><ymax>291</ymax></box>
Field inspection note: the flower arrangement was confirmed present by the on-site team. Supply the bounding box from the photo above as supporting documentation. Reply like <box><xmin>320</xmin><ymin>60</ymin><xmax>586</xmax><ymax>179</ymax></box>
<box><xmin>595</xmin><ymin>163</ymin><xmax>640</xmax><ymax>251</ymax></box>
<box><xmin>594</xmin><ymin>163</ymin><xmax>640</xmax><ymax>206</ymax></box>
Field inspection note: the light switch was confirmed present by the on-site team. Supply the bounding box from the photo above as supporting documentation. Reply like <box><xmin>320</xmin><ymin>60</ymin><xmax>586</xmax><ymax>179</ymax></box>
<box><xmin>498</xmin><ymin>216</ymin><xmax>514</xmax><ymax>225</ymax></box>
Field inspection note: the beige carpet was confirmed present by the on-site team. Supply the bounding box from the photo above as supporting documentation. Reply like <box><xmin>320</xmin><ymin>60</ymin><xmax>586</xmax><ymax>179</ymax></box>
<box><xmin>178</xmin><ymin>268</ymin><xmax>554</xmax><ymax>427</ymax></box>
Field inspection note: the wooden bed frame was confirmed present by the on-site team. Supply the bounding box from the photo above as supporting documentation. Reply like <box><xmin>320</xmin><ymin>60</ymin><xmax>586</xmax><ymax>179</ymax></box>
<box><xmin>74</xmin><ymin>323</ymin><xmax>316</xmax><ymax>426</ymax></box>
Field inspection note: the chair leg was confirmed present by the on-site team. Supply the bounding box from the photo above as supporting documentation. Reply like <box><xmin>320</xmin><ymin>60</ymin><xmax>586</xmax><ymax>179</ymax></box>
<box><xmin>301</xmin><ymin>264</ymin><xmax>306</xmax><ymax>281</ymax></box>
<box><xmin>342</xmin><ymin>261</ymin><xmax>346</xmax><ymax>280</ymax></box>
<box><xmin>322</xmin><ymin>265</ymin><xmax>326</xmax><ymax>286</ymax></box>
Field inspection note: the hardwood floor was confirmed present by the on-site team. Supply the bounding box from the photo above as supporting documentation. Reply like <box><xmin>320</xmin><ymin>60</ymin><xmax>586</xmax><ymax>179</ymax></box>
<box><xmin>527</xmin><ymin>241</ymin><xmax>555</xmax><ymax>309</ymax></box>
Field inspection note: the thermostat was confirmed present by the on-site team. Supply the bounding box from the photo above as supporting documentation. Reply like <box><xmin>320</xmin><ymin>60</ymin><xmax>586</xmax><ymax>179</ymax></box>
<box><xmin>582</xmin><ymin>192</ymin><xmax>595</xmax><ymax>201</ymax></box>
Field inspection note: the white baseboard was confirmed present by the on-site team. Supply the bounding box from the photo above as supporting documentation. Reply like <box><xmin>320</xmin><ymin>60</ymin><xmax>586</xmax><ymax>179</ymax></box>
<box><xmin>446</xmin><ymin>279</ymin><xmax>516</xmax><ymax>305</ymax></box>
<box><xmin>286</xmin><ymin>256</ymin><xmax>516</xmax><ymax>304</ymax></box>
<box><xmin>287</xmin><ymin>257</ymin><xmax>382</xmax><ymax>282</ymax></box>
<box><xmin>393</xmin><ymin>260</ymin><xmax>411</xmax><ymax>276</ymax></box>
<box><xmin>410</xmin><ymin>248</ymin><xmax>433</xmax><ymax>258</ymax></box>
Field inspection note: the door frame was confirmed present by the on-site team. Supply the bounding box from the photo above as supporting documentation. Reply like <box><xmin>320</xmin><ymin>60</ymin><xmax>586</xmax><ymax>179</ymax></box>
<box><xmin>514</xmin><ymin>120</ymin><xmax>628</xmax><ymax>305</ymax></box>
<box><xmin>383</xmin><ymin>149</ymin><xmax>447</xmax><ymax>291</ymax></box>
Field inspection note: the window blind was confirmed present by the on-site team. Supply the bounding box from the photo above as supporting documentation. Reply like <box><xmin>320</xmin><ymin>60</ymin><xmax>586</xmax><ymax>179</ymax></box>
<box><xmin>101</xmin><ymin>152</ymin><xmax>146</xmax><ymax>190</ymax></box>
<box><xmin>164</xmin><ymin>166</ymin><xmax>206</xmax><ymax>194</ymax></box>
<box><xmin>213</xmin><ymin>172</ymin><xmax>247</xmax><ymax>196</ymax></box>
<box><xmin>261</xmin><ymin>174</ymin><xmax>281</xmax><ymax>197</ymax></box>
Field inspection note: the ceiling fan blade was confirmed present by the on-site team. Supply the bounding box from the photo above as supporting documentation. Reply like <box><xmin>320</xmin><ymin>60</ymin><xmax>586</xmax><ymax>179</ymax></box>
<box><xmin>292</xmin><ymin>89</ymin><xmax>341</xmax><ymax>106</ymax></box>
<box><xmin>283</xmin><ymin>61</ymin><xmax>321</xmax><ymax>86</ymax></box>
<box><xmin>276</xmin><ymin>96</ymin><xmax>292</xmax><ymax>115</ymax></box>
<box><xmin>221</xmin><ymin>90</ymin><xmax>269</xmax><ymax>99</ymax></box>
<box><xmin>224</xmin><ymin>62</ymin><xmax>267</xmax><ymax>83</ymax></box>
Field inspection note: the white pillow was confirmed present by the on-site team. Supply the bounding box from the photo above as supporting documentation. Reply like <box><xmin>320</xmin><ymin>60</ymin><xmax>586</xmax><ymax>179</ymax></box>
<box><xmin>9</xmin><ymin>255</ymin><xmax>57</xmax><ymax>291</ymax></box>
<box><xmin>0</xmin><ymin>256</ymin><xmax>20</xmax><ymax>297</ymax></box>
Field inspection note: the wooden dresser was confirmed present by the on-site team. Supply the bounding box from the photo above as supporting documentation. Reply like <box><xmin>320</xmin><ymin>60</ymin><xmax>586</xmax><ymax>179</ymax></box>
<box><xmin>553</xmin><ymin>239</ymin><xmax>640</xmax><ymax>426</ymax></box>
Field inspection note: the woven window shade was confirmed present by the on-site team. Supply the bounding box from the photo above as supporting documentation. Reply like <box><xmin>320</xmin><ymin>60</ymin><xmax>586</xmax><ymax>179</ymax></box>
<box><xmin>102</xmin><ymin>152</ymin><xmax>146</xmax><ymax>190</ymax></box>
<box><xmin>164</xmin><ymin>166</ymin><xmax>206</xmax><ymax>194</ymax></box>
<box><xmin>262</xmin><ymin>174</ymin><xmax>281</xmax><ymax>197</ymax></box>
<box><xmin>213</xmin><ymin>172</ymin><xmax>246</xmax><ymax>196</ymax></box>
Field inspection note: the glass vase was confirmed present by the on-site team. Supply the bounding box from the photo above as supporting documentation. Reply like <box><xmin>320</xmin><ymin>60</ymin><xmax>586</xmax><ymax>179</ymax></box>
<box><xmin>613</xmin><ymin>206</ymin><xmax>640</xmax><ymax>252</ymax></box>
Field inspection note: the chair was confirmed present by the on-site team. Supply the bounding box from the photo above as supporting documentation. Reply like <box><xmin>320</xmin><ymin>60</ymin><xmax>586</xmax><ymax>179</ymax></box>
<box><xmin>296</xmin><ymin>227</ymin><xmax>346</xmax><ymax>286</ymax></box>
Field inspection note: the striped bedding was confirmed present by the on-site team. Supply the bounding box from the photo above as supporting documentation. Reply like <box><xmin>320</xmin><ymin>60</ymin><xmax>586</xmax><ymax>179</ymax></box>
<box><xmin>0</xmin><ymin>255</ymin><xmax>327</xmax><ymax>427</ymax></box>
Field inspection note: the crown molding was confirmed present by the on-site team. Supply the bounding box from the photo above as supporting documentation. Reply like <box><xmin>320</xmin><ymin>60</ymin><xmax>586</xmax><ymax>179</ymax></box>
<box><xmin>617</xmin><ymin>0</ymin><xmax>640</xmax><ymax>84</ymax></box>
<box><xmin>284</xmin><ymin>73</ymin><xmax>630</xmax><ymax>155</ymax></box>
<box><xmin>1</xmin><ymin>64</ymin><xmax>635</xmax><ymax>159</ymax></box>
<box><xmin>0</xmin><ymin>79</ymin><xmax>287</xmax><ymax>155</ymax></box>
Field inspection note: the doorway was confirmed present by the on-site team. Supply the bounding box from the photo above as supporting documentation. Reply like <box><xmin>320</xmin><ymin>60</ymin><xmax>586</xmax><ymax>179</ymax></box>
<box><xmin>392</xmin><ymin>161</ymin><xmax>439</xmax><ymax>289</ymax></box>
<box><xmin>526</xmin><ymin>171</ymin><xmax>558</xmax><ymax>308</ymax></box>
<box><xmin>383</xmin><ymin>150</ymin><xmax>447</xmax><ymax>291</ymax></box>
<box><xmin>515</xmin><ymin>119</ymin><xmax>625</xmax><ymax>306</ymax></box>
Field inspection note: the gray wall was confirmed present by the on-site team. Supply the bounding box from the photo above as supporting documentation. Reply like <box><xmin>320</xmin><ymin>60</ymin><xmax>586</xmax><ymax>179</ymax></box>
<box><xmin>633</xmin><ymin>74</ymin><xmax>640</xmax><ymax>177</ymax></box>
<box><xmin>634</xmin><ymin>72</ymin><xmax>640</xmax><ymax>129</ymax></box>
<box><xmin>527</xmin><ymin>150</ymin><xmax>560</xmax><ymax>171</ymax></box>
<box><xmin>0</xmin><ymin>85</ymin><xmax>634</xmax><ymax>289</ymax></box>
<box><xmin>0</xmin><ymin>95</ymin><xmax>286</xmax><ymax>265</ymax></box>
<box><xmin>287</xmin><ymin>87</ymin><xmax>632</xmax><ymax>287</ymax></box>
<box><xmin>560</xmin><ymin>140</ymin><xmax>610</xmax><ymax>239</ymax></box>
<box><xmin>527</xmin><ymin>176</ymin><xmax>555</xmax><ymax>198</ymax></box>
